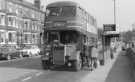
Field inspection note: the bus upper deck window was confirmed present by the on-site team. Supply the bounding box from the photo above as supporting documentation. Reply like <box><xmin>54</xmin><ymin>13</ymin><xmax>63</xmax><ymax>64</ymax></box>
<box><xmin>46</xmin><ymin>7</ymin><xmax>61</xmax><ymax>16</ymax></box>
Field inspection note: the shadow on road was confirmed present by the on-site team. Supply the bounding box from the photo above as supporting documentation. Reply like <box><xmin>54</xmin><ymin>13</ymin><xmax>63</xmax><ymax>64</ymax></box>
<box><xmin>0</xmin><ymin>57</ymin><xmax>44</xmax><ymax>70</ymax></box>
<box><xmin>0</xmin><ymin>57</ymin><xmax>92</xmax><ymax>72</ymax></box>
<box><xmin>105</xmin><ymin>51</ymin><xmax>134</xmax><ymax>82</ymax></box>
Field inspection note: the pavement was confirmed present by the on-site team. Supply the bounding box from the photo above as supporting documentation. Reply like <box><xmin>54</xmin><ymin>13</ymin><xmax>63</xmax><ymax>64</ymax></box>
<box><xmin>81</xmin><ymin>47</ymin><xmax>134</xmax><ymax>82</ymax></box>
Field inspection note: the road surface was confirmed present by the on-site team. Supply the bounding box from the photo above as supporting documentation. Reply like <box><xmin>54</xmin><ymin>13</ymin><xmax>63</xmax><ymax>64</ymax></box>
<box><xmin>0</xmin><ymin>49</ymin><xmax>134</xmax><ymax>82</ymax></box>
<box><xmin>0</xmin><ymin>57</ymin><xmax>90</xmax><ymax>82</ymax></box>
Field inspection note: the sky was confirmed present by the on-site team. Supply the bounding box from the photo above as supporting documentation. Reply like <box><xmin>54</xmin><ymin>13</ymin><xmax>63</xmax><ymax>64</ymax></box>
<box><xmin>27</xmin><ymin>0</ymin><xmax>135</xmax><ymax>32</ymax></box>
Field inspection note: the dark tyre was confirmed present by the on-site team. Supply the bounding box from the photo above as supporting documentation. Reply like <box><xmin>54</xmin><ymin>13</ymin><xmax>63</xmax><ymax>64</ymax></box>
<box><xmin>100</xmin><ymin>60</ymin><xmax>104</xmax><ymax>66</ymax></box>
<box><xmin>73</xmin><ymin>56</ymin><xmax>82</xmax><ymax>71</ymax></box>
<box><xmin>42</xmin><ymin>60</ymin><xmax>50</xmax><ymax>69</ymax></box>
<box><xmin>111</xmin><ymin>53</ymin><xmax>114</xmax><ymax>59</ymax></box>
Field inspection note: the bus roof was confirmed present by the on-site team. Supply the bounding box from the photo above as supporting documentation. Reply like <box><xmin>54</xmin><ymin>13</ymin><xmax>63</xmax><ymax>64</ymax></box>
<box><xmin>47</xmin><ymin>1</ymin><xmax>79</xmax><ymax>7</ymax></box>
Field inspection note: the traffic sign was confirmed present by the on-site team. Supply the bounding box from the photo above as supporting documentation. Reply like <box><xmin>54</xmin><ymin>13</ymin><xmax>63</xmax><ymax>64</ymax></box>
<box><xmin>103</xmin><ymin>24</ymin><xmax>116</xmax><ymax>31</ymax></box>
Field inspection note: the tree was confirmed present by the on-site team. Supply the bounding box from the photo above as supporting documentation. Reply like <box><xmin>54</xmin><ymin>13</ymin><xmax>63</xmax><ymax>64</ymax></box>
<box><xmin>122</xmin><ymin>30</ymin><xmax>134</xmax><ymax>42</ymax></box>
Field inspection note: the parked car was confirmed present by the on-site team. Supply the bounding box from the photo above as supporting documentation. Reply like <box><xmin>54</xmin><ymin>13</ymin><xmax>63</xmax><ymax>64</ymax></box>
<box><xmin>0</xmin><ymin>45</ymin><xmax>21</xmax><ymax>60</ymax></box>
<box><xmin>30</xmin><ymin>46</ymin><xmax>40</xmax><ymax>56</ymax></box>
<box><xmin>20</xmin><ymin>46</ymin><xmax>40</xmax><ymax>57</ymax></box>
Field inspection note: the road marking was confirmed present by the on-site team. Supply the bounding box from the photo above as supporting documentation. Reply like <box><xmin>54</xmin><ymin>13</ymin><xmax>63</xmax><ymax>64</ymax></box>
<box><xmin>0</xmin><ymin>56</ymin><xmax>40</xmax><ymax>64</ymax></box>
<box><xmin>22</xmin><ymin>76</ymin><xmax>32</xmax><ymax>81</ymax></box>
<box><xmin>0</xmin><ymin>58</ymin><xmax>27</xmax><ymax>64</ymax></box>
<box><xmin>36</xmin><ymin>72</ymin><xmax>43</xmax><ymax>76</ymax></box>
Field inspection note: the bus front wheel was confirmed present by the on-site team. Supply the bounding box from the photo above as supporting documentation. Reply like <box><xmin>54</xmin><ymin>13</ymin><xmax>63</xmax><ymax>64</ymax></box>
<box><xmin>73</xmin><ymin>56</ymin><xmax>82</xmax><ymax>71</ymax></box>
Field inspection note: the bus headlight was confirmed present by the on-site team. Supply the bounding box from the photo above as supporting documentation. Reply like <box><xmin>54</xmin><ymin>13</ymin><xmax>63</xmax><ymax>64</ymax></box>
<box><xmin>45</xmin><ymin>52</ymin><xmax>49</xmax><ymax>56</ymax></box>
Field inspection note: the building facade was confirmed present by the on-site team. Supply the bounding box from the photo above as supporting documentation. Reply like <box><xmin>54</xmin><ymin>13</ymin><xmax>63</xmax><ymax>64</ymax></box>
<box><xmin>0</xmin><ymin>0</ymin><xmax>44</xmax><ymax>47</ymax></box>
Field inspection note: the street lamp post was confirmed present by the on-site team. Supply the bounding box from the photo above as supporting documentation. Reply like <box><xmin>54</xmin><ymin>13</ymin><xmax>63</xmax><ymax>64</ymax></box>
<box><xmin>113</xmin><ymin>0</ymin><xmax>116</xmax><ymax>25</ymax></box>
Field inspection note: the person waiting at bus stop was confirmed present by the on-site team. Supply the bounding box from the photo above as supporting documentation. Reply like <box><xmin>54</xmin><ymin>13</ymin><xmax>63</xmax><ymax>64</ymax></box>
<box><xmin>90</xmin><ymin>44</ymin><xmax>99</xmax><ymax>70</ymax></box>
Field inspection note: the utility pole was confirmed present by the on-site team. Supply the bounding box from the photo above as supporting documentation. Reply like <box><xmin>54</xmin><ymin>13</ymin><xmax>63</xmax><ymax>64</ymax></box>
<box><xmin>114</xmin><ymin>0</ymin><xmax>116</xmax><ymax>26</ymax></box>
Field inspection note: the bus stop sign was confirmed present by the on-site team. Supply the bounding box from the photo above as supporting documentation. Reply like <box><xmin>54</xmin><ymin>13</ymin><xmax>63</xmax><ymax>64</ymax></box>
<box><xmin>103</xmin><ymin>24</ymin><xmax>116</xmax><ymax>31</ymax></box>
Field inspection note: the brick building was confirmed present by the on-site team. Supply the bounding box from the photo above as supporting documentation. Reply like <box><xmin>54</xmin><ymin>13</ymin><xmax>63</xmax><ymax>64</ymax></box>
<box><xmin>0</xmin><ymin>0</ymin><xmax>44</xmax><ymax>47</ymax></box>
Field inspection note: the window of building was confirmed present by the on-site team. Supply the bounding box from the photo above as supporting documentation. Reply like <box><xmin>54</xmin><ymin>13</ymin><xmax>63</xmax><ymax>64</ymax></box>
<box><xmin>16</xmin><ymin>5</ymin><xmax>19</xmax><ymax>14</ymax></box>
<box><xmin>0</xmin><ymin>0</ymin><xmax>2</xmax><ymax>10</ymax></box>
<box><xmin>19</xmin><ymin>19</ymin><xmax>23</xmax><ymax>30</ymax></box>
<box><xmin>7</xmin><ymin>2</ymin><xmax>15</xmax><ymax>13</ymax></box>
<box><xmin>32</xmin><ymin>34</ymin><xmax>35</xmax><ymax>44</ymax></box>
<box><xmin>16</xmin><ymin>18</ymin><xmax>22</xmax><ymax>29</ymax></box>
<box><xmin>8</xmin><ymin>33</ymin><xmax>12</xmax><ymax>42</ymax></box>
<box><xmin>24</xmin><ymin>21</ymin><xmax>27</xmax><ymax>30</ymax></box>
<box><xmin>32</xmin><ymin>21</ymin><xmax>34</xmax><ymax>31</ymax></box>
<box><xmin>23</xmin><ymin>7</ymin><xmax>30</xmax><ymax>17</ymax></box>
<box><xmin>0</xmin><ymin>31</ymin><xmax>5</xmax><ymax>43</ymax></box>
<box><xmin>31</xmin><ymin>10</ymin><xmax>34</xmax><ymax>18</ymax></box>
<box><xmin>0</xmin><ymin>14</ymin><xmax>5</xmax><ymax>25</ymax></box>
<box><xmin>37</xmin><ymin>25</ymin><xmax>39</xmax><ymax>31</ymax></box>
<box><xmin>35</xmin><ymin>24</ymin><xmax>38</xmax><ymax>31</ymax></box>
<box><xmin>33</xmin><ymin>22</ymin><xmax>37</xmax><ymax>31</ymax></box>
<box><xmin>0</xmin><ymin>0</ymin><xmax>5</xmax><ymax>10</ymax></box>
<box><xmin>34</xmin><ymin>34</ymin><xmax>38</xmax><ymax>44</ymax></box>
<box><xmin>8</xmin><ymin>32</ymin><xmax>16</xmax><ymax>43</ymax></box>
<box><xmin>24</xmin><ymin>34</ymin><xmax>28</xmax><ymax>43</ymax></box>
<box><xmin>18</xmin><ymin>6</ymin><xmax>23</xmax><ymax>16</ymax></box>
<box><xmin>24</xmin><ymin>33</ymin><xmax>32</xmax><ymax>44</ymax></box>
<box><xmin>24</xmin><ymin>20</ymin><xmax>29</xmax><ymax>30</ymax></box>
<box><xmin>8</xmin><ymin>16</ymin><xmax>16</xmax><ymax>27</ymax></box>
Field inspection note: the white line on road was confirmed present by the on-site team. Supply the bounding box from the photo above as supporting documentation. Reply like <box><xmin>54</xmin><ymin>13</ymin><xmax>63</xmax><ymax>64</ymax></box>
<box><xmin>36</xmin><ymin>72</ymin><xmax>43</xmax><ymax>76</ymax></box>
<box><xmin>0</xmin><ymin>58</ymin><xmax>27</xmax><ymax>64</ymax></box>
<box><xmin>0</xmin><ymin>56</ymin><xmax>40</xmax><ymax>64</ymax></box>
<box><xmin>22</xmin><ymin>76</ymin><xmax>32</xmax><ymax>82</ymax></box>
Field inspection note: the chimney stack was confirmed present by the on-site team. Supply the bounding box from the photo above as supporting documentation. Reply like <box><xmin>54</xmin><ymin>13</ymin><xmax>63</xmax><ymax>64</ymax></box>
<box><xmin>18</xmin><ymin>0</ymin><xmax>23</xmax><ymax>1</ymax></box>
<box><xmin>34</xmin><ymin>0</ymin><xmax>41</xmax><ymax>9</ymax></box>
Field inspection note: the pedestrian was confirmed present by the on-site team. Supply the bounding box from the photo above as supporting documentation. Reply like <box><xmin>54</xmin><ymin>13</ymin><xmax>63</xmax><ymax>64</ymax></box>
<box><xmin>91</xmin><ymin>44</ymin><xmax>99</xmax><ymax>69</ymax></box>
<box><xmin>110</xmin><ymin>42</ymin><xmax>115</xmax><ymax>59</ymax></box>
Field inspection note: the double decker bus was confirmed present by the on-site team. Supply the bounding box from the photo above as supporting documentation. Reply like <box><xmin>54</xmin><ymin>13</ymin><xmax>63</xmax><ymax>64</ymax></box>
<box><xmin>41</xmin><ymin>1</ymin><xmax>98</xmax><ymax>71</ymax></box>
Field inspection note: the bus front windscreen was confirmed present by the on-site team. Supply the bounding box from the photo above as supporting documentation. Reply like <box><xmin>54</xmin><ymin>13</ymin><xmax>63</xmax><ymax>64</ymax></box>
<box><xmin>46</xmin><ymin>6</ymin><xmax>76</xmax><ymax>17</ymax></box>
<box><xmin>61</xmin><ymin>6</ymin><xmax>76</xmax><ymax>16</ymax></box>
